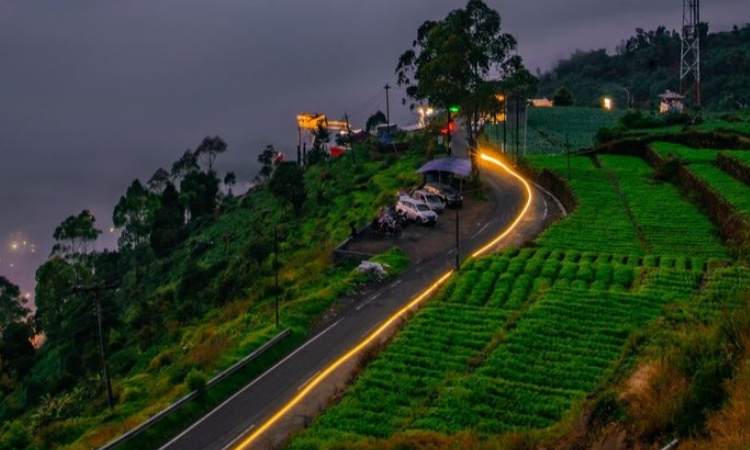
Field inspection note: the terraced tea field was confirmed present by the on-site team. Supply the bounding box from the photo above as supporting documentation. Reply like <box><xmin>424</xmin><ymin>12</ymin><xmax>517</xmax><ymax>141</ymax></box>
<box><xmin>287</xmin><ymin>148</ymin><xmax>750</xmax><ymax>449</ymax></box>
<box><xmin>486</xmin><ymin>106</ymin><xmax>624</xmax><ymax>155</ymax></box>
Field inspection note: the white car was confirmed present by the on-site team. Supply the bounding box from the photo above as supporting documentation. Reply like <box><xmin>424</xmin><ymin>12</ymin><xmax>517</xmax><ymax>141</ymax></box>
<box><xmin>411</xmin><ymin>190</ymin><xmax>446</xmax><ymax>213</ymax></box>
<box><xmin>395</xmin><ymin>195</ymin><xmax>438</xmax><ymax>225</ymax></box>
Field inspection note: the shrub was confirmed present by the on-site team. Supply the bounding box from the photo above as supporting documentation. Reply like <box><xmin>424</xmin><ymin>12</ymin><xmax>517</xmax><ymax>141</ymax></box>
<box><xmin>185</xmin><ymin>368</ymin><xmax>208</xmax><ymax>392</ymax></box>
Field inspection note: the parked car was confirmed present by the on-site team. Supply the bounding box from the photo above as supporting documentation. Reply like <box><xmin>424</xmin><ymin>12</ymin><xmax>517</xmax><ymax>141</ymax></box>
<box><xmin>395</xmin><ymin>195</ymin><xmax>437</xmax><ymax>225</ymax></box>
<box><xmin>411</xmin><ymin>189</ymin><xmax>446</xmax><ymax>213</ymax></box>
<box><xmin>423</xmin><ymin>183</ymin><xmax>463</xmax><ymax>207</ymax></box>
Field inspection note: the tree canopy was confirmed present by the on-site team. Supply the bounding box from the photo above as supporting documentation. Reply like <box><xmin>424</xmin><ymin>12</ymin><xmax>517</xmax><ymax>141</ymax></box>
<box><xmin>396</xmin><ymin>0</ymin><xmax>519</xmax><ymax>144</ymax></box>
<box><xmin>51</xmin><ymin>210</ymin><xmax>102</xmax><ymax>259</ymax></box>
<box><xmin>537</xmin><ymin>23</ymin><xmax>750</xmax><ymax>110</ymax></box>
<box><xmin>269</xmin><ymin>162</ymin><xmax>307</xmax><ymax>217</ymax></box>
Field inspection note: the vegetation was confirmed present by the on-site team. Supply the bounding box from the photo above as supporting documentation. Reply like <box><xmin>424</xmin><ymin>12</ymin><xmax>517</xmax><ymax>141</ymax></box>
<box><xmin>537</xmin><ymin>23</ymin><xmax>750</xmax><ymax>111</ymax></box>
<box><xmin>287</xmin><ymin>134</ymin><xmax>750</xmax><ymax>448</ymax></box>
<box><xmin>486</xmin><ymin>106</ymin><xmax>625</xmax><ymax>155</ymax></box>
<box><xmin>0</xmin><ymin>132</ymin><xmax>428</xmax><ymax>448</ymax></box>
<box><xmin>395</xmin><ymin>0</ymin><xmax>527</xmax><ymax>146</ymax></box>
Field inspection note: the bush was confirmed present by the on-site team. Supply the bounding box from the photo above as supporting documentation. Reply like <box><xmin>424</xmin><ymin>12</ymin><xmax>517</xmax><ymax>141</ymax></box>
<box><xmin>185</xmin><ymin>368</ymin><xmax>208</xmax><ymax>392</ymax></box>
<box><xmin>0</xmin><ymin>421</ymin><xmax>30</xmax><ymax>450</ymax></box>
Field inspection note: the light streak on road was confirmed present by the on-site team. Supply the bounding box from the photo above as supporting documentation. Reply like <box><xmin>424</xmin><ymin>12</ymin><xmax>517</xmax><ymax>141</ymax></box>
<box><xmin>234</xmin><ymin>148</ymin><xmax>535</xmax><ymax>449</ymax></box>
<box><xmin>471</xmin><ymin>151</ymin><xmax>533</xmax><ymax>258</ymax></box>
<box><xmin>234</xmin><ymin>270</ymin><xmax>454</xmax><ymax>449</ymax></box>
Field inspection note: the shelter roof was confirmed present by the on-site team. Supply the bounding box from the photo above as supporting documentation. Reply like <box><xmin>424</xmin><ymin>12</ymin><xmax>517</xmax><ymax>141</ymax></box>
<box><xmin>416</xmin><ymin>157</ymin><xmax>472</xmax><ymax>177</ymax></box>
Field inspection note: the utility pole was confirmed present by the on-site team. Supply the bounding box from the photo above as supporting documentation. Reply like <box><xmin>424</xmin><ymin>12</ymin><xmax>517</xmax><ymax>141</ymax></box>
<box><xmin>515</xmin><ymin>97</ymin><xmax>520</xmax><ymax>164</ymax></box>
<box><xmin>384</xmin><ymin>84</ymin><xmax>391</xmax><ymax>129</ymax></box>
<box><xmin>75</xmin><ymin>280</ymin><xmax>118</xmax><ymax>410</ymax></box>
<box><xmin>503</xmin><ymin>100</ymin><xmax>507</xmax><ymax>154</ymax></box>
<box><xmin>95</xmin><ymin>295</ymin><xmax>114</xmax><ymax>409</ymax></box>
<box><xmin>447</xmin><ymin>109</ymin><xmax>453</xmax><ymax>157</ymax></box>
<box><xmin>455</xmin><ymin>205</ymin><xmax>460</xmax><ymax>271</ymax></box>
<box><xmin>345</xmin><ymin>113</ymin><xmax>355</xmax><ymax>164</ymax></box>
<box><xmin>297</xmin><ymin>127</ymin><xmax>302</xmax><ymax>166</ymax></box>
<box><xmin>565</xmin><ymin>134</ymin><xmax>572</xmax><ymax>181</ymax></box>
<box><xmin>274</xmin><ymin>225</ymin><xmax>279</xmax><ymax>328</ymax></box>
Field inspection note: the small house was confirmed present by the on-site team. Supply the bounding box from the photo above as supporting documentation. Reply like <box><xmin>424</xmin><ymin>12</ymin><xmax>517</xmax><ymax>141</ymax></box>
<box><xmin>659</xmin><ymin>90</ymin><xmax>685</xmax><ymax>114</ymax></box>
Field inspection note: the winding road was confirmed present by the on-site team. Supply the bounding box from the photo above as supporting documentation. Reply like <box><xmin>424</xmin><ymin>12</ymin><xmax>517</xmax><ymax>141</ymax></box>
<box><xmin>159</xmin><ymin>132</ymin><xmax>557</xmax><ymax>450</ymax></box>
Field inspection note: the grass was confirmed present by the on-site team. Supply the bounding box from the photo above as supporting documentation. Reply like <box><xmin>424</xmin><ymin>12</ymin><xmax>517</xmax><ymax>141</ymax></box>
<box><xmin>486</xmin><ymin>107</ymin><xmax>625</xmax><ymax>155</ymax></box>
<box><xmin>286</xmin><ymin>146</ymin><xmax>741</xmax><ymax>449</ymax></box>
<box><xmin>7</xmin><ymin>143</ymin><xmax>426</xmax><ymax>449</ymax></box>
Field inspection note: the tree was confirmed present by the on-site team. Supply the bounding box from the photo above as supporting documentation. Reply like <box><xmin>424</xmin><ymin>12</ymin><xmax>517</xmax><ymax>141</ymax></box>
<box><xmin>553</xmin><ymin>86</ymin><xmax>574</xmax><ymax>106</ymax></box>
<box><xmin>257</xmin><ymin>145</ymin><xmax>277</xmax><ymax>180</ymax></box>
<box><xmin>113</xmin><ymin>179</ymin><xmax>159</xmax><ymax>249</ymax></box>
<box><xmin>171</xmin><ymin>150</ymin><xmax>199</xmax><ymax>183</ymax></box>
<box><xmin>147</xmin><ymin>167</ymin><xmax>171</xmax><ymax>194</ymax></box>
<box><xmin>195</xmin><ymin>135</ymin><xmax>227</xmax><ymax>172</ymax></box>
<box><xmin>269</xmin><ymin>162</ymin><xmax>307</xmax><ymax>217</ymax></box>
<box><xmin>150</xmin><ymin>182</ymin><xmax>185</xmax><ymax>257</ymax></box>
<box><xmin>307</xmin><ymin>124</ymin><xmax>330</xmax><ymax>166</ymax></box>
<box><xmin>0</xmin><ymin>277</ymin><xmax>29</xmax><ymax>335</ymax></box>
<box><xmin>396</xmin><ymin>0</ymin><xmax>517</xmax><ymax>145</ymax></box>
<box><xmin>51</xmin><ymin>210</ymin><xmax>102</xmax><ymax>259</ymax></box>
<box><xmin>180</xmin><ymin>170</ymin><xmax>220</xmax><ymax>222</ymax></box>
<box><xmin>224</xmin><ymin>171</ymin><xmax>236</xmax><ymax>196</ymax></box>
<box><xmin>366</xmin><ymin>111</ymin><xmax>387</xmax><ymax>133</ymax></box>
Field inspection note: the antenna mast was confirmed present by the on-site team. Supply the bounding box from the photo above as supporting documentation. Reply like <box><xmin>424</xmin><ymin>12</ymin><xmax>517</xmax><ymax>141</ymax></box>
<box><xmin>680</xmin><ymin>0</ymin><xmax>701</xmax><ymax>107</ymax></box>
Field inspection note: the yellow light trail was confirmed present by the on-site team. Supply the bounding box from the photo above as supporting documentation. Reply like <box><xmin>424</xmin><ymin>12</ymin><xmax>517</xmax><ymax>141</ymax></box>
<box><xmin>234</xmin><ymin>270</ymin><xmax>454</xmax><ymax>449</ymax></box>
<box><xmin>234</xmin><ymin>150</ymin><xmax>534</xmax><ymax>449</ymax></box>
<box><xmin>470</xmin><ymin>152</ymin><xmax>534</xmax><ymax>258</ymax></box>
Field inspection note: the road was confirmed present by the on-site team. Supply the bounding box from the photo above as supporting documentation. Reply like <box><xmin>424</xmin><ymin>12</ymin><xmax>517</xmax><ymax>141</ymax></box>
<box><xmin>159</xmin><ymin>132</ymin><xmax>556</xmax><ymax>450</ymax></box>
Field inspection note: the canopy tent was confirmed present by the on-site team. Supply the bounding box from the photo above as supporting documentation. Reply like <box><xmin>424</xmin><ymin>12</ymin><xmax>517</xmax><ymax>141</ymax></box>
<box><xmin>416</xmin><ymin>157</ymin><xmax>472</xmax><ymax>178</ymax></box>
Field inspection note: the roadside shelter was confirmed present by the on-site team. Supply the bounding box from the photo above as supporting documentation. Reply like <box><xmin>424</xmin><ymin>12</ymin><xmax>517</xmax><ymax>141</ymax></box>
<box><xmin>416</xmin><ymin>157</ymin><xmax>472</xmax><ymax>188</ymax></box>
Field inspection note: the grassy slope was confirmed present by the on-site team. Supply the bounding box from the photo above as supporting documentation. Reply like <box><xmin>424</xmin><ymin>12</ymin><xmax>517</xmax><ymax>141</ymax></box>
<box><xmin>2</xmin><ymin>146</ymin><xmax>427</xmax><ymax>449</ymax></box>
<box><xmin>485</xmin><ymin>107</ymin><xmax>625</xmax><ymax>155</ymax></box>
<box><xmin>287</xmin><ymin>140</ymin><xmax>750</xmax><ymax>448</ymax></box>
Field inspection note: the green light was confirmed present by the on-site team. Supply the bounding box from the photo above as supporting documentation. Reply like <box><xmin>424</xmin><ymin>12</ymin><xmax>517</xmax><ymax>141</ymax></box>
<box><xmin>449</xmin><ymin>105</ymin><xmax>460</xmax><ymax>113</ymax></box>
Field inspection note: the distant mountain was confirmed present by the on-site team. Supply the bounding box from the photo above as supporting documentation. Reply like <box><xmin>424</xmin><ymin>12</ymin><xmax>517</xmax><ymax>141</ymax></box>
<box><xmin>537</xmin><ymin>23</ymin><xmax>750</xmax><ymax>111</ymax></box>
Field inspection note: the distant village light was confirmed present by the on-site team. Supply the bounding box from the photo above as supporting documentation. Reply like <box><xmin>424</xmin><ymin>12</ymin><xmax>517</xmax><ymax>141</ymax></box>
<box><xmin>603</xmin><ymin>97</ymin><xmax>613</xmax><ymax>110</ymax></box>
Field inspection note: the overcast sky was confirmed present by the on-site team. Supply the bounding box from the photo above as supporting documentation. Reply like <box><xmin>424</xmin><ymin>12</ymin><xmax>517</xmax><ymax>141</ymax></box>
<box><xmin>0</xmin><ymin>0</ymin><xmax>746</xmax><ymax>297</ymax></box>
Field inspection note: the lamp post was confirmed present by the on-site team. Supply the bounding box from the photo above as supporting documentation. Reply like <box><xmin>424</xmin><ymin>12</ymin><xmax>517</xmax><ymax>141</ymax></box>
<box><xmin>274</xmin><ymin>224</ymin><xmax>279</xmax><ymax>328</ymax></box>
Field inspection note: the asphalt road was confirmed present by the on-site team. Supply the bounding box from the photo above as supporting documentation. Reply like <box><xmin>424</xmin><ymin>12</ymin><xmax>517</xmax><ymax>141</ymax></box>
<box><xmin>159</xmin><ymin>134</ymin><xmax>544</xmax><ymax>450</ymax></box>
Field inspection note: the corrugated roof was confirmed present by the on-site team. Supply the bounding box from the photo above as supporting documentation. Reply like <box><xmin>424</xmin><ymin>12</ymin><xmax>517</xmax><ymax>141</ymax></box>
<box><xmin>416</xmin><ymin>157</ymin><xmax>472</xmax><ymax>177</ymax></box>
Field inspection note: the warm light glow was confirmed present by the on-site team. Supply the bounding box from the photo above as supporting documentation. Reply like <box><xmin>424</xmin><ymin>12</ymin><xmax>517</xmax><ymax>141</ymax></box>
<box><xmin>297</xmin><ymin>113</ymin><xmax>328</xmax><ymax>130</ymax></box>
<box><xmin>603</xmin><ymin>97</ymin><xmax>612</xmax><ymax>110</ymax></box>
<box><xmin>471</xmin><ymin>152</ymin><xmax>534</xmax><ymax>258</ymax></box>
<box><xmin>234</xmin><ymin>270</ymin><xmax>454</xmax><ymax>449</ymax></box>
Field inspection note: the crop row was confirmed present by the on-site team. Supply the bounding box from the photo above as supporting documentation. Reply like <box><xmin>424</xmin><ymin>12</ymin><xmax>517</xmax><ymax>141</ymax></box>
<box><xmin>658</xmin><ymin>146</ymin><xmax>750</xmax><ymax>217</ymax></box>
<box><xmin>598</xmin><ymin>155</ymin><xmax>729</xmax><ymax>258</ymax></box>
<box><xmin>527</xmin><ymin>155</ymin><xmax>644</xmax><ymax>255</ymax></box>
<box><xmin>488</xmin><ymin>107</ymin><xmax>624</xmax><ymax>155</ymax></box>
<box><xmin>287</xmin><ymin>301</ymin><xmax>505</xmax><ymax>446</ymax></box>
<box><xmin>651</xmin><ymin>141</ymin><xmax>718</xmax><ymax>164</ymax></box>
<box><xmin>414</xmin><ymin>282</ymin><xmax>675</xmax><ymax>434</ymax></box>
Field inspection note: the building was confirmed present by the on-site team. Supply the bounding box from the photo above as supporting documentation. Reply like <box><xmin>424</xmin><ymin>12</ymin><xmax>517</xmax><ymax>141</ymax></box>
<box><xmin>659</xmin><ymin>90</ymin><xmax>685</xmax><ymax>114</ymax></box>
<box><xmin>529</xmin><ymin>97</ymin><xmax>554</xmax><ymax>108</ymax></box>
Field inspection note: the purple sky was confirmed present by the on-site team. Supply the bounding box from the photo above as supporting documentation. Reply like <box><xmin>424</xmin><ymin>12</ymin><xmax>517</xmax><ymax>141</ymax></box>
<box><xmin>0</xmin><ymin>0</ymin><xmax>747</xmax><ymax>298</ymax></box>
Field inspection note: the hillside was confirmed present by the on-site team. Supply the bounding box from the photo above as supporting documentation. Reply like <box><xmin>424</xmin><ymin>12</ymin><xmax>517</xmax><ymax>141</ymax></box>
<box><xmin>537</xmin><ymin>23</ymin><xmax>750</xmax><ymax>110</ymax></box>
<box><xmin>0</xmin><ymin>137</ymin><xmax>429</xmax><ymax>449</ymax></box>
<box><xmin>285</xmin><ymin>127</ymin><xmax>750</xmax><ymax>449</ymax></box>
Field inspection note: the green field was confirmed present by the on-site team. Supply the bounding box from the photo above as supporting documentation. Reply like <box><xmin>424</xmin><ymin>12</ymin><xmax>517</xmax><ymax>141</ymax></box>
<box><xmin>287</xmin><ymin>146</ymin><xmax>750</xmax><ymax>448</ymax></box>
<box><xmin>652</xmin><ymin>142</ymin><xmax>750</xmax><ymax>217</ymax></box>
<box><xmin>486</xmin><ymin>106</ymin><xmax>624</xmax><ymax>155</ymax></box>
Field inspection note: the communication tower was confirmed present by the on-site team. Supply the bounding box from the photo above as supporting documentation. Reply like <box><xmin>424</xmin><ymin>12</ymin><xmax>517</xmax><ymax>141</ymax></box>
<box><xmin>680</xmin><ymin>0</ymin><xmax>701</xmax><ymax>107</ymax></box>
